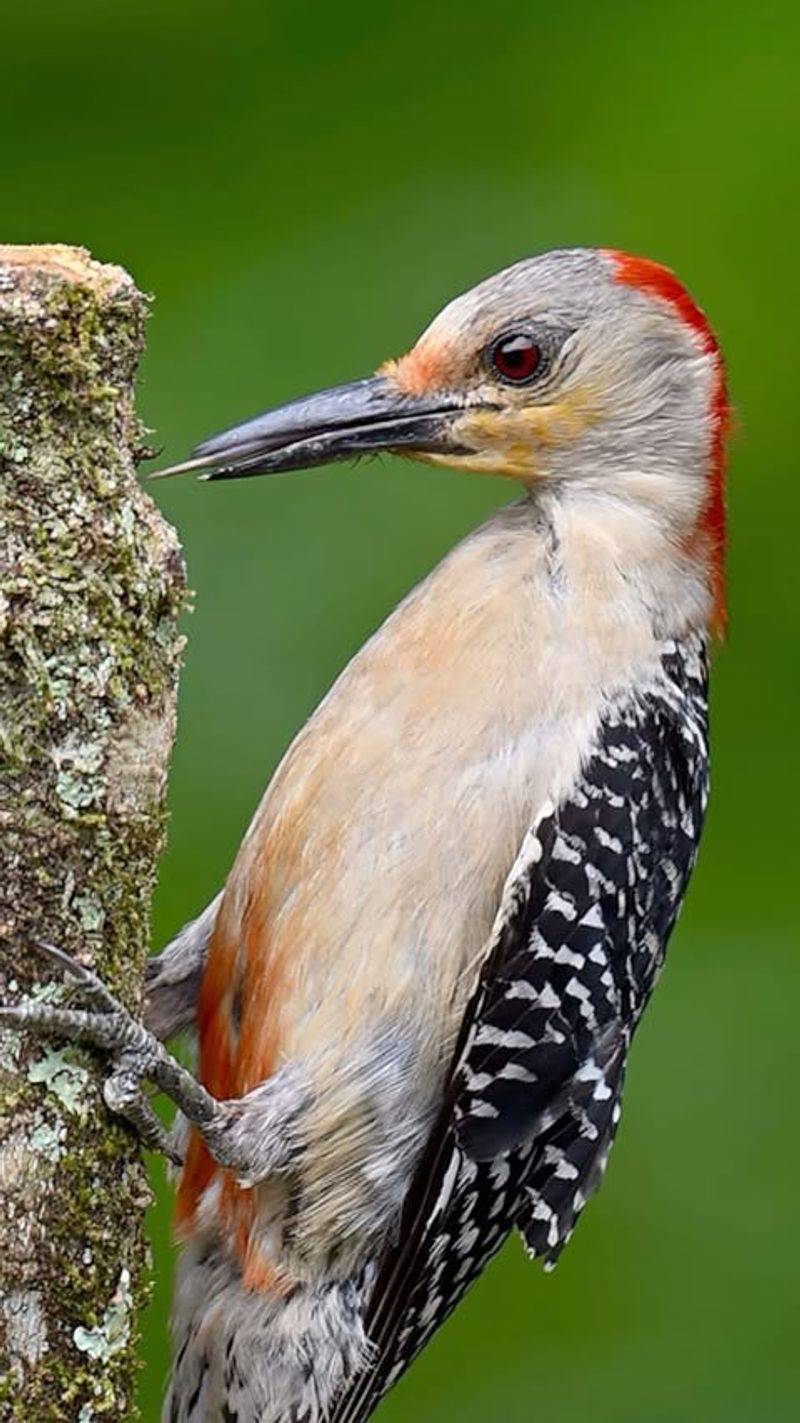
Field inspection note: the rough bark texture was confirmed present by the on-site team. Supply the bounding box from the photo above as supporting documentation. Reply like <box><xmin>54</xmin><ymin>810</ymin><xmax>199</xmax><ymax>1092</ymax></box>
<box><xmin>0</xmin><ymin>246</ymin><xmax>186</xmax><ymax>1420</ymax></box>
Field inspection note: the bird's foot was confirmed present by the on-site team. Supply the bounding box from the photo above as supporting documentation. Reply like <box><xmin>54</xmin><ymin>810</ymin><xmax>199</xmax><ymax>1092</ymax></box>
<box><xmin>1</xmin><ymin>940</ymin><xmax>230</xmax><ymax>1168</ymax></box>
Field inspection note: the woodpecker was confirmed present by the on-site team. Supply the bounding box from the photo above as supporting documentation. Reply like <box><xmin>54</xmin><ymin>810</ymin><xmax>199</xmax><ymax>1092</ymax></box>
<box><xmin>5</xmin><ymin>247</ymin><xmax>728</xmax><ymax>1423</ymax></box>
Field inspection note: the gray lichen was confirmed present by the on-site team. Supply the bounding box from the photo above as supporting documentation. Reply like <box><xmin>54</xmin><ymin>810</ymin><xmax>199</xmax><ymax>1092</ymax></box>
<box><xmin>0</xmin><ymin>246</ymin><xmax>186</xmax><ymax>1420</ymax></box>
<box><xmin>26</xmin><ymin>1048</ymin><xmax>91</xmax><ymax>1115</ymax></box>
<box><xmin>73</xmin><ymin>1268</ymin><xmax>134</xmax><ymax>1363</ymax></box>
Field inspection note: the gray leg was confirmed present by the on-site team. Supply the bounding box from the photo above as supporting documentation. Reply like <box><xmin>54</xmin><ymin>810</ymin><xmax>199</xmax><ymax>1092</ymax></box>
<box><xmin>0</xmin><ymin>940</ymin><xmax>259</xmax><ymax>1175</ymax></box>
<box><xmin>144</xmin><ymin>891</ymin><xmax>222</xmax><ymax>1041</ymax></box>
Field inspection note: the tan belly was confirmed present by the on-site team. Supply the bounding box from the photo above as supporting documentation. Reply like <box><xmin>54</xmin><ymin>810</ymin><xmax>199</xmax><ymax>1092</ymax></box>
<box><xmin>224</xmin><ymin>523</ymin><xmax>562</xmax><ymax>1102</ymax></box>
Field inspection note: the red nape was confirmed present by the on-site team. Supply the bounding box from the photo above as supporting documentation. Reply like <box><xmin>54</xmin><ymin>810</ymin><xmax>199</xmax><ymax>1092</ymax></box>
<box><xmin>605</xmin><ymin>250</ymin><xmax>730</xmax><ymax>638</ymax></box>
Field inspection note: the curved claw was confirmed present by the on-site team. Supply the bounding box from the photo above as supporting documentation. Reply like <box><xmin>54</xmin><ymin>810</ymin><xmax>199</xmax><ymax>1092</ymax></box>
<box><xmin>31</xmin><ymin>939</ymin><xmax>120</xmax><ymax>1012</ymax></box>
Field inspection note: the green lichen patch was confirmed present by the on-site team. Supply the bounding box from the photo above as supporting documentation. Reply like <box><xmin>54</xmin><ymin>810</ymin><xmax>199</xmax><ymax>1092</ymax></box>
<box><xmin>73</xmin><ymin>1267</ymin><xmax>134</xmax><ymax>1362</ymax></box>
<box><xmin>27</xmin><ymin>1049</ymin><xmax>91</xmax><ymax>1115</ymax></box>
<box><xmin>28</xmin><ymin>1114</ymin><xmax>65</xmax><ymax>1163</ymax></box>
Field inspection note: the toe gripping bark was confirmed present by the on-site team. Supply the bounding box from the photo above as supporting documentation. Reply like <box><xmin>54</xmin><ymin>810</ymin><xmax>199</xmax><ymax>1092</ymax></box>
<box><xmin>1</xmin><ymin>940</ymin><xmax>242</xmax><ymax>1172</ymax></box>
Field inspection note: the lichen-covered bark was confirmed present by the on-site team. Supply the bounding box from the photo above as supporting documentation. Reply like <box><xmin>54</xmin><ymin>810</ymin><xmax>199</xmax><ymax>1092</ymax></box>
<box><xmin>0</xmin><ymin>247</ymin><xmax>186</xmax><ymax>1420</ymax></box>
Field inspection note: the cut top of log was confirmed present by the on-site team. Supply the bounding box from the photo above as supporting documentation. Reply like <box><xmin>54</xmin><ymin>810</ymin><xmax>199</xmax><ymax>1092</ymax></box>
<box><xmin>0</xmin><ymin>242</ymin><xmax>133</xmax><ymax>292</ymax></box>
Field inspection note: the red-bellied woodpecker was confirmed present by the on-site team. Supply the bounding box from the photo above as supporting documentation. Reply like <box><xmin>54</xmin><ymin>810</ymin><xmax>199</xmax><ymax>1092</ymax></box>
<box><xmin>5</xmin><ymin>247</ymin><xmax>728</xmax><ymax>1423</ymax></box>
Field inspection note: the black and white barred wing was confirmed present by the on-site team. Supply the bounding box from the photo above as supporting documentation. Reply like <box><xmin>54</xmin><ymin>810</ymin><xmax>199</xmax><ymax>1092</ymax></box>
<box><xmin>460</xmin><ymin>639</ymin><xmax>709</xmax><ymax>1259</ymax></box>
<box><xmin>463</xmin><ymin>644</ymin><xmax>708</xmax><ymax>1264</ymax></box>
<box><xmin>330</xmin><ymin>640</ymin><xmax>709</xmax><ymax>1423</ymax></box>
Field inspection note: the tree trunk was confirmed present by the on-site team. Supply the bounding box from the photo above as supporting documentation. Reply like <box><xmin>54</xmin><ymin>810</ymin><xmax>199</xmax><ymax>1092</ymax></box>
<box><xmin>0</xmin><ymin>246</ymin><xmax>185</xmax><ymax>1420</ymax></box>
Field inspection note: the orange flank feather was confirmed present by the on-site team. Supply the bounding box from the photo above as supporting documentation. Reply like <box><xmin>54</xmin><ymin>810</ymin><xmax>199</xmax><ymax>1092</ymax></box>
<box><xmin>175</xmin><ymin>870</ymin><xmax>290</xmax><ymax>1287</ymax></box>
<box><xmin>173</xmin><ymin>900</ymin><xmax>236</xmax><ymax>1231</ymax></box>
<box><xmin>606</xmin><ymin>250</ymin><xmax>730</xmax><ymax>637</ymax></box>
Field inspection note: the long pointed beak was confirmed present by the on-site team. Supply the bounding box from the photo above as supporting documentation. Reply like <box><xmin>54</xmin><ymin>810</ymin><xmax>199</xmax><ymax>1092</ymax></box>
<box><xmin>153</xmin><ymin>375</ymin><xmax>470</xmax><ymax>481</ymax></box>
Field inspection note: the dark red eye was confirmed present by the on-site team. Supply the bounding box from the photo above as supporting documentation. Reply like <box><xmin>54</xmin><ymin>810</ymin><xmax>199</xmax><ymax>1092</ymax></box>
<box><xmin>489</xmin><ymin>333</ymin><xmax>541</xmax><ymax>384</ymax></box>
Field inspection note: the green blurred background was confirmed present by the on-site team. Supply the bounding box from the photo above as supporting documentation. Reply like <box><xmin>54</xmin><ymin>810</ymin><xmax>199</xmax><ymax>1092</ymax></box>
<box><xmin>4</xmin><ymin>1</ymin><xmax>798</xmax><ymax>1418</ymax></box>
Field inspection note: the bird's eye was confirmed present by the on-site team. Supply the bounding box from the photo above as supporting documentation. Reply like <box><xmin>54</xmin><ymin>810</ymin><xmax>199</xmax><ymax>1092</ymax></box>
<box><xmin>489</xmin><ymin>332</ymin><xmax>541</xmax><ymax>384</ymax></box>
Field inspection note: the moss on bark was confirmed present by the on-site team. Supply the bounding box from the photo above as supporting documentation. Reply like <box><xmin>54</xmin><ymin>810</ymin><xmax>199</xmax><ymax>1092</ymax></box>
<box><xmin>0</xmin><ymin>246</ymin><xmax>186</xmax><ymax>1420</ymax></box>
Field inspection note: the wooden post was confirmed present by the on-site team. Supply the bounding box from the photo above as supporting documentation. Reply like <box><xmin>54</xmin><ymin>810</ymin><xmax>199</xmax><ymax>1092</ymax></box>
<box><xmin>0</xmin><ymin>246</ymin><xmax>185</xmax><ymax>1420</ymax></box>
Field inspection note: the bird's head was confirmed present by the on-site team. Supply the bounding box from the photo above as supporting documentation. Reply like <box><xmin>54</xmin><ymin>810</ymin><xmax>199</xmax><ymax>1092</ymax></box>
<box><xmin>159</xmin><ymin>247</ymin><xmax>728</xmax><ymax>630</ymax></box>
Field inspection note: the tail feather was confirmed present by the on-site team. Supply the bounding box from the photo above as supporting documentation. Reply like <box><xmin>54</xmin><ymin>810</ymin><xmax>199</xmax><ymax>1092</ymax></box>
<box><xmin>165</xmin><ymin>1240</ymin><xmax>372</xmax><ymax>1423</ymax></box>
